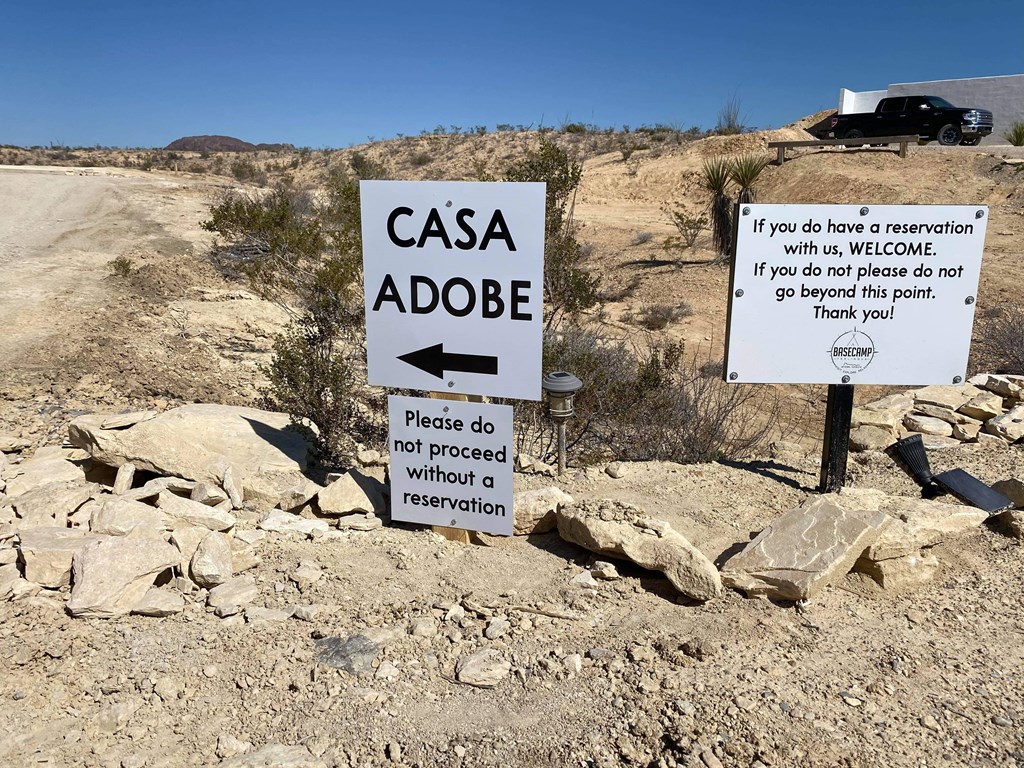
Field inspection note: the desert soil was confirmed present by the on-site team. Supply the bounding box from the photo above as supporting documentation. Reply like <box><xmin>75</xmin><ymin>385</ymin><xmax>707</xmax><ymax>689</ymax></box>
<box><xmin>0</xmin><ymin>131</ymin><xmax>1022</xmax><ymax>768</ymax></box>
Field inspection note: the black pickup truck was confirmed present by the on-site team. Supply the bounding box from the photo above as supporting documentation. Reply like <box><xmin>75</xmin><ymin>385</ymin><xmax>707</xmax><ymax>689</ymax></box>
<box><xmin>815</xmin><ymin>95</ymin><xmax>994</xmax><ymax>146</ymax></box>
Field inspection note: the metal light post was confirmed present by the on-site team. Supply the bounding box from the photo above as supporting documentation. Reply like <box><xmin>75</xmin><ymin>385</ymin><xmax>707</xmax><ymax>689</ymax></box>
<box><xmin>542</xmin><ymin>371</ymin><xmax>583</xmax><ymax>475</ymax></box>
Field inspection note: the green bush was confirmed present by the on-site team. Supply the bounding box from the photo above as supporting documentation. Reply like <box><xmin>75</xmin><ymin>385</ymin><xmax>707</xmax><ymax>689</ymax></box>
<box><xmin>504</xmin><ymin>139</ymin><xmax>599</xmax><ymax>328</ymax></box>
<box><xmin>108</xmin><ymin>255</ymin><xmax>134</xmax><ymax>277</ymax></box>
<box><xmin>1005</xmin><ymin>121</ymin><xmax>1024</xmax><ymax>146</ymax></box>
<box><xmin>410</xmin><ymin>152</ymin><xmax>432</xmax><ymax>167</ymax></box>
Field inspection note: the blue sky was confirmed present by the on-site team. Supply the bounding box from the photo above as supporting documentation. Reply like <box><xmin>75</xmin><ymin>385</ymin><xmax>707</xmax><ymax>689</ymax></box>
<box><xmin>2</xmin><ymin>0</ymin><xmax>1021</xmax><ymax>148</ymax></box>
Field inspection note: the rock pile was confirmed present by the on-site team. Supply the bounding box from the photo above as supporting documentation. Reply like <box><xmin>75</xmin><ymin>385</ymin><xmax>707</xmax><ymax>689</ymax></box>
<box><xmin>850</xmin><ymin>374</ymin><xmax>1024</xmax><ymax>452</ymax></box>
<box><xmin>0</xmin><ymin>405</ymin><xmax>388</xmax><ymax>618</ymax></box>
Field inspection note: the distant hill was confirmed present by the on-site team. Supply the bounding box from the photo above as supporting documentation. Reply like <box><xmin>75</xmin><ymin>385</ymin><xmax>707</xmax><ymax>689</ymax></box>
<box><xmin>164</xmin><ymin>136</ymin><xmax>294</xmax><ymax>153</ymax></box>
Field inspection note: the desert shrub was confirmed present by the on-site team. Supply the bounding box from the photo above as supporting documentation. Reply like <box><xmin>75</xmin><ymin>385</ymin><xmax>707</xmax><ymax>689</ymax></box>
<box><xmin>662</xmin><ymin>208</ymin><xmax>707</xmax><ymax>255</ymax></box>
<box><xmin>634</xmin><ymin>302</ymin><xmax>693</xmax><ymax>330</ymax></box>
<box><xmin>230</xmin><ymin>159</ymin><xmax>260</xmax><ymax>182</ymax></box>
<box><xmin>630</xmin><ymin>231</ymin><xmax>653</xmax><ymax>247</ymax></box>
<box><xmin>563</xmin><ymin>123</ymin><xmax>587</xmax><ymax>134</ymax></box>
<box><xmin>349</xmin><ymin>152</ymin><xmax>388</xmax><ymax>180</ymax></box>
<box><xmin>701</xmin><ymin>157</ymin><xmax>733</xmax><ymax>260</ymax></box>
<box><xmin>108</xmin><ymin>255</ymin><xmax>134</xmax><ymax>277</ymax></box>
<box><xmin>1005</xmin><ymin>121</ymin><xmax>1024</xmax><ymax>146</ymax></box>
<box><xmin>972</xmin><ymin>303</ymin><xmax>1024</xmax><ymax>374</ymax></box>
<box><xmin>511</xmin><ymin>326</ymin><xmax>776</xmax><ymax>466</ymax></box>
<box><xmin>729</xmin><ymin>153</ymin><xmax>770</xmax><ymax>203</ymax></box>
<box><xmin>714</xmin><ymin>94</ymin><xmax>746</xmax><ymax>135</ymax></box>
<box><xmin>202</xmin><ymin>174</ymin><xmax>372</xmax><ymax>464</ymax></box>
<box><xmin>619</xmin><ymin>145</ymin><xmax>635</xmax><ymax>163</ymax></box>
<box><xmin>410</xmin><ymin>152</ymin><xmax>432</xmax><ymax>167</ymax></box>
<box><xmin>504</xmin><ymin>139</ymin><xmax>599</xmax><ymax>327</ymax></box>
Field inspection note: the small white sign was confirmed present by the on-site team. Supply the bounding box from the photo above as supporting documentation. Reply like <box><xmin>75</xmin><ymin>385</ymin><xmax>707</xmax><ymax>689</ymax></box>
<box><xmin>726</xmin><ymin>204</ymin><xmax>988</xmax><ymax>385</ymax></box>
<box><xmin>361</xmin><ymin>181</ymin><xmax>545</xmax><ymax>400</ymax></box>
<box><xmin>387</xmin><ymin>395</ymin><xmax>513</xmax><ymax>536</ymax></box>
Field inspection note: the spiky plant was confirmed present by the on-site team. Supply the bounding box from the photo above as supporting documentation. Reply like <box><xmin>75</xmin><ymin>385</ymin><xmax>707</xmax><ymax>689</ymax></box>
<box><xmin>729</xmin><ymin>153</ymin><xmax>771</xmax><ymax>203</ymax></box>
<box><xmin>701</xmin><ymin>156</ymin><xmax>733</xmax><ymax>258</ymax></box>
<box><xmin>1005</xmin><ymin>121</ymin><xmax>1024</xmax><ymax>147</ymax></box>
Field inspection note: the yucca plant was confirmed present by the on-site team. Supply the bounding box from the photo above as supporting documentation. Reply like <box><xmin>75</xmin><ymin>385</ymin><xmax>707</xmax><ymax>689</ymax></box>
<box><xmin>1005</xmin><ymin>121</ymin><xmax>1024</xmax><ymax>147</ymax></box>
<box><xmin>701</xmin><ymin>156</ymin><xmax>733</xmax><ymax>259</ymax></box>
<box><xmin>729</xmin><ymin>153</ymin><xmax>771</xmax><ymax>203</ymax></box>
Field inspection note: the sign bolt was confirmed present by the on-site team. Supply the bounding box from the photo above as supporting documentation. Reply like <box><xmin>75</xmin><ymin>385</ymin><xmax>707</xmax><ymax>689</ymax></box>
<box><xmin>450</xmin><ymin>519</ymin><xmax>457</xmax><ymax>526</ymax></box>
<box><xmin>965</xmin><ymin>296</ymin><xmax>975</xmax><ymax>305</ymax></box>
<box><xmin>975</xmin><ymin>209</ymin><xmax>985</xmax><ymax>219</ymax></box>
<box><xmin>952</xmin><ymin>376</ymin><xmax>963</xmax><ymax>384</ymax></box>
<box><xmin>445</xmin><ymin>200</ymin><xmax>453</xmax><ymax>208</ymax></box>
<box><xmin>859</xmin><ymin>207</ymin><xmax>869</xmax><ymax>216</ymax></box>
<box><xmin>741</xmin><ymin>207</ymin><xmax>750</xmax><ymax>216</ymax></box>
<box><xmin>734</xmin><ymin>289</ymin><xmax>744</xmax><ymax>298</ymax></box>
<box><xmin>728</xmin><ymin>372</ymin><xmax>738</xmax><ymax>381</ymax></box>
<box><xmin>447</xmin><ymin>381</ymin><xmax>455</xmax><ymax>388</ymax></box>
<box><xmin>842</xmin><ymin>375</ymin><xmax>851</xmax><ymax>383</ymax></box>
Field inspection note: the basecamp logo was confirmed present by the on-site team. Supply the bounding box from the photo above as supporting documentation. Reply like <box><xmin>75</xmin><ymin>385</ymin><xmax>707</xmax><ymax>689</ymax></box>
<box><xmin>830</xmin><ymin>328</ymin><xmax>875</xmax><ymax>374</ymax></box>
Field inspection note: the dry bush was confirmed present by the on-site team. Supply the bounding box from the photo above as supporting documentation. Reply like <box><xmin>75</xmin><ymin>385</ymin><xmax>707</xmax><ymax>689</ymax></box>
<box><xmin>633</xmin><ymin>303</ymin><xmax>693</xmax><ymax>330</ymax></box>
<box><xmin>510</xmin><ymin>326</ymin><xmax>778</xmax><ymax>466</ymax></box>
<box><xmin>972</xmin><ymin>303</ymin><xmax>1024</xmax><ymax>374</ymax></box>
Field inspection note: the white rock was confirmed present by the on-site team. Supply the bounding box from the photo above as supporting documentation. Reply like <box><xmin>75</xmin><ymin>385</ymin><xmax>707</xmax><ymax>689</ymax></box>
<box><xmin>316</xmin><ymin>470</ymin><xmax>386</xmax><ymax>516</ymax></box>
<box><xmin>246</xmin><ymin>606</ymin><xmax>294</xmax><ymax>622</ymax></box>
<box><xmin>67</xmin><ymin>538</ymin><xmax>180</xmax><ymax>618</ymax></box>
<box><xmin>190</xmin><ymin>532</ymin><xmax>234</xmax><ymax>588</ymax></box>
<box><xmin>409</xmin><ymin>617</ymin><xmax>437</xmax><ymax>637</ymax></box>
<box><xmin>483</xmin><ymin>617</ymin><xmax>510</xmax><ymax>640</ymax></box>
<box><xmin>111</xmin><ymin>463</ymin><xmax>136</xmax><ymax>495</ymax></box>
<box><xmin>207</xmin><ymin>575</ymin><xmax>258</xmax><ymax>610</ymax></box>
<box><xmin>156</xmin><ymin>492</ymin><xmax>236</xmax><ymax>531</ymax></box>
<box><xmin>455</xmin><ymin>649</ymin><xmax>511</xmax><ymax>688</ymax></box>
<box><xmin>90</xmin><ymin>497</ymin><xmax>169</xmax><ymax>538</ymax></box>
<box><xmin>132</xmin><ymin>587</ymin><xmax>185</xmax><ymax>616</ymax></box>
<box><xmin>903</xmin><ymin>414</ymin><xmax>953</xmax><ymax>437</ymax></box>
<box><xmin>513</xmin><ymin>487</ymin><xmax>573</xmax><ymax>535</ymax></box>
<box><xmin>170</xmin><ymin>526</ymin><xmax>209</xmax><ymax>574</ymax></box>
<box><xmin>17</xmin><ymin>527</ymin><xmax>105</xmax><ymax>588</ymax></box>
<box><xmin>11</xmin><ymin>480</ymin><xmax>97</xmax><ymax>528</ymax></box>
<box><xmin>985</xmin><ymin>405</ymin><xmax>1024</xmax><ymax>442</ymax></box>
<box><xmin>258</xmin><ymin>510</ymin><xmax>330</xmax><ymax>536</ymax></box>
<box><xmin>190</xmin><ymin>482</ymin><xmax>229</xmax><ymax>507</ymax></box>
<box><xmin>3</xmin><ymin>447</ymin><xmax>85</xmax><ymax>498</ymax></box>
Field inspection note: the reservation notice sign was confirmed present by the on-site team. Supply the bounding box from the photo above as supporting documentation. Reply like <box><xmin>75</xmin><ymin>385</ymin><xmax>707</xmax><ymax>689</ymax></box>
<box><xmin>725</xmin><ymin>204</ymin><xmax>988</xmax><ymax>385</ymax></box>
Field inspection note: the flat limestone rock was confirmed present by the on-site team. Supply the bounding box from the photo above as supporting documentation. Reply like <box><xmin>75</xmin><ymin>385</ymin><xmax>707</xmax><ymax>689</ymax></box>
<box><xmin>555</xmin><ymin>500</ymin><xmax>721</xmax><ymax>601</ymax></box>
<box><xmin>514</xmin><ymin>487</ymin><xmax>573</xmax><ymax>535</ymax></box>
<box><xmin>991</xmin><ymin>478</ymin><xmax>1024</xmax><ymax>507</ymax></box>
<box><xmin>455</xmin><ymin>648</ymin><xmax>511</xmax><ymax>688</ymax></box>
<box><xmin>334</xmin><ymin>513</ymin><xmax>383</xmax><ymax>532</ymax></box>
<box><xmin>207</xmin><ymin>575</ymin><xmax>259</xmax><ymax>610</ymax></box>
<box><xmin>913</xmin><ymin>404</ymin><xmax>980</xmax><ymax>427</ymax></box>
<box><xmin>842</xmin><ymin>488</ymin><xmax>987</xmax><ymax>561</ymax></box>
<box><xmin>18</xmin><ymin>527</ymin><xmax>106</xmax><ymax>588</ymax></box>
<box><xmin>132</xmin><ymin>586</ymin><xmax>185</xmax><ymax>617</ymax></box>
<box><xmin>910</xmin><ymin>384</ymin><xmax>980</xmax><ymax>411</ymax></box>
<box><xmin>903</xmin><ymin>414</ymin><xmax>953</xmax><ymax>437</ymax></box>
<box><xmin>244</xmin><ymin>471</ymin><xmax>322</xmax><ymax>511</ymax></box>
<box><xmin>218</xmin><ymin>743</ymin><xmax>326</xmax><ymax>768</ymax></box>
<box><xmin>156</xmin><ymin>492</ymin><xmax>236</xmax><ymax>531</ymax></box>
<box><xmin>100</xmin><ymin>411</ymin><xmax>160</xmax><ymax>430</ymax></box>
<box><xmin>68</xmin><ymin>404</ymin><xmax>313</xmax><ymax>497</ymax></box>
<box><xmin>316</xmin><ymin>470</ymin><xmax>386</xmax><ymax>516</ymax></box>
<box><xmin>985</xmin><ymin>405</ymin><xmax>1024</xmax><ymax>442</ymax></box>
<box><xmin>0</xmin><ymin>435</ymin><xmax>30</xmax><ymax>453</ymax></box>
<box><xmin>11</xmin><ymin>480</ymin><xmax>97</xmax><ymax>528</ymax></box>
<box><xmin>67</xmin><ymin>538</ymin><xmax>179</xmax><ymax>618</ymax></box>
<box><xmin>170</xmin><ymin>526</ymin><xmax>209</xmax><ymax>574</ymax></box>
<box><xmin>90</xmin><ymin>497</ymin><xmax>170</xmax><ymax>538</ymax></box>
<box><xmin>720</xmin><ymin>495</ymin><xmax>890</xmax><ymax>601</ymax></box>
<box><xmin>258</xmin><ymin>510</ymin><xmax>330</xmax><ymax>536</ymax></box>
<box><xmin>958</xmin><ymin>392</ymin><xmax>1004</xmax><ymax>422</ymax></box>
<box><xmin>851</xmin><ymin>406</ymin><xmax>902</xmax><ymax>431</ymax></box>
<box><xmin>4</xmin><ymin>447</ymin><xmax>87</xmax><ymax>498</ymax></box>
<box><xmin>852</xmin><ymin>551</ymin><xmax>939</xmax><ymax>591</ymax></box>
<box><xmin>849</xmin><ymin>425</ymin><xmax>896</xmax><ymax>452</ymax></box>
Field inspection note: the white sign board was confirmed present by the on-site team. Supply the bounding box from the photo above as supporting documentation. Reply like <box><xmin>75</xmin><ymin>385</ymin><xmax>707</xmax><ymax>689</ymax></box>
<box><xmin>361</xmin><ymin>181</ymin><xmax>545</xmax><ymax>400</ymax></box>
<box><xmin>387</xmin><ymin>395</ymin><xmax>513</xmax><ymax>536</ymax></box>
<box><xmin>726</xmin><ymin>204</ymin><xmax>987</xmax><ymax>385</ymax></box>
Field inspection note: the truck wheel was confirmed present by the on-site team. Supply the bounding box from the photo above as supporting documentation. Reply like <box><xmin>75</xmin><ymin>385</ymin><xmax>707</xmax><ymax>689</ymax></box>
<box><xmin>937</xmin><ymin>124</ymin><xmax>962</xmax><ymax>146</ymax></box>
<box><xmin>960</xmin><ymin>136</ymin><xmax>982</xmax><ymax>146</ymax></box>
<box><xmin>843</xmin><ymin>129</ymin><xmax>864</xmax><ymax>148</ymax></box>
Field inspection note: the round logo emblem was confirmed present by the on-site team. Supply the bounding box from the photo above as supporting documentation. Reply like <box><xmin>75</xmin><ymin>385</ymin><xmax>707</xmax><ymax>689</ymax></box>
<box><xmin>830</xmin><ymin>329</ymin><xmax>875</xmax><ymax>374</ymax></box>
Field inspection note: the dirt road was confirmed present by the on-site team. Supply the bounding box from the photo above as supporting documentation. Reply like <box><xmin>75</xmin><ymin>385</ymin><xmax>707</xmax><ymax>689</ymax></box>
<box><xmin>0</xmin><ymin>166</ymin><xmax>209</xmax><ymax>364</ymax></box>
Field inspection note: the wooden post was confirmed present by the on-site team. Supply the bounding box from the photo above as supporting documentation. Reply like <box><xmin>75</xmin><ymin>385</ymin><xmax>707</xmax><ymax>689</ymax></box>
<box><xmin>898</xmin><ymin>141</ymin><xmax>908</xmax><ymax>159</ymax></box>
<box><xmin>819</xmin><ymin>383</ymin><xmax>855</xmax><ymax>493</ymax></box>
<box><xmin>776</xmin><ymin>145</ymin><xmax>786</xmax><ymax>166</ymax></box>
<box><xmin>426</xmin><ymin>391</ymin><xmax>478</xmax><ymax>544</ymax></box>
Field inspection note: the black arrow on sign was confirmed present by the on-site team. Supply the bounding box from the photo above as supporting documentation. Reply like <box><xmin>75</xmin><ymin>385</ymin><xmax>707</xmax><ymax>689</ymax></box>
<box><xmin>397</xmin><ymin>343</ymin><xmax>498</xmax><ymax>379</ymax></box>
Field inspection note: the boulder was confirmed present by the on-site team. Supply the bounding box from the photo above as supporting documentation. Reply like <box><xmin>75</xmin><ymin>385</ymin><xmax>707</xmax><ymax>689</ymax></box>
<box><xmin>11</xmin><ymin>480</ymin><xmax>97</xmax><ymax>528</ymax></box>
<box><xmin>132</xmin><ymin>587</ymin><xmax>185</xmax><ymax>617</ymax></box>
<box><xmin>951</xmin><ymin>422</ymin><xmax>982</xmax><ymax>441</ymax></box>
<box><xmin>555</xmin><ymin>500</ymin><xmax>721</xmax><ymax>601</ymax></box>
<box><xmin>972</xmin><ymin>374</ymin><xmax>1024</xmax><ymax>399</ymax></box>
<box><xmin>156</xmin><ymin>492</ymin><xmax>235</xmax><ymax>531</ymax></box>
<box><xmin>849</xmin><ymin>425</ymin><xmax>896</xmax><ymax>452</ymax></box>
<box><xmin>720</xmin><ymin>495</ymin><xmax>890</xmax><ymax>601</ymax></box>
<box><xmin>513</xmin><ymin>487</ymin><xmax>574</xmax><ymax>535</ymax></box>
<box><xmin>244</xmin><ymin>472</ymin><xmax>322</xmax><ymax>511</ymax></box>
<box><xmin>68</xmin><ymin>404</ymin><xmax>313</xmax><ymax>502</ymax></box>
<box><xmin>903</xmin><ymin>414</ymin><xmax>953</xmax><ymax>437</ymax></box>
<box><xmin>189</xmin><ymin>532</ymin><xmax>233</xmax><ymax>588</ymax></box>
<box><xmin>170</xmin><ymin>526</ymin><xmax>208</xmax><ymax>574</ymax></box>
<box><xmin>90</xmin><ymin>497</ymin><xmax>169</xmax><ymax>538</ymax></box>
<box><xmin>316</xmin><ymin>470</ymin><xmax>386</xmax><ymax>516</ymax></box>
<box><xmin>455</xmin><ymin>649</ymin><xmax>511</xmax><ymax>688</ymax></box>
<box><xmin>67</xmin><ymin>538</ymin><xmax>179</xmax><ymax>618</ymax></box>
<box><xmin>190</xmin><ymin>483</ymin><xmax>230</xmax><ymax>507</ymax></box>
<box><xmin>985</xmin><ymin>405</ymin><xmax>1024</xmax><ymax>442</ymax></box>
<box><xmin>17</xmin><ymin>527</ymin><xmax>105</xmax><ymax>588</ymax></box>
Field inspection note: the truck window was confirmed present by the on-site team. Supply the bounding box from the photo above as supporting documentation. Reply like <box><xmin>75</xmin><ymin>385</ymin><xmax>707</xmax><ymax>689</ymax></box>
<box><xmin>880</xmin><ymin>98</ymin><xmax>907</xmax><ymax>113</ymax></box>
<box><xmin>925</xmin><ymin>96</ymin><xmax>955</xmax><ymax>109</ymax></box>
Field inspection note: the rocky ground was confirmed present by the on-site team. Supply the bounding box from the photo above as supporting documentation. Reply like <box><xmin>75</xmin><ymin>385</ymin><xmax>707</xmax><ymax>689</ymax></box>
<box><xmin>0</xmin><ymin>129</ymin><xmax>1022</xmax><ymax>768</ymax></box>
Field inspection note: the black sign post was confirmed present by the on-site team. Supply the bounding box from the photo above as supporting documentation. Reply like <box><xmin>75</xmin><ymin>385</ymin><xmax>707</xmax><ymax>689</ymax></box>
<box><xmin>819</xmin><ymin>383</ymin><xmax>855</xmax><ymax>493</ymax></box>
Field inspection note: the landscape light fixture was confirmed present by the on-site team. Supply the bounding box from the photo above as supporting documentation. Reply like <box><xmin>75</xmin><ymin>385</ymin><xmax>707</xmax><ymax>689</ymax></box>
<box><xmin>542</xmin><ymin>371</ymin><xmax>583</xmax><ymax>474</ymax></box>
